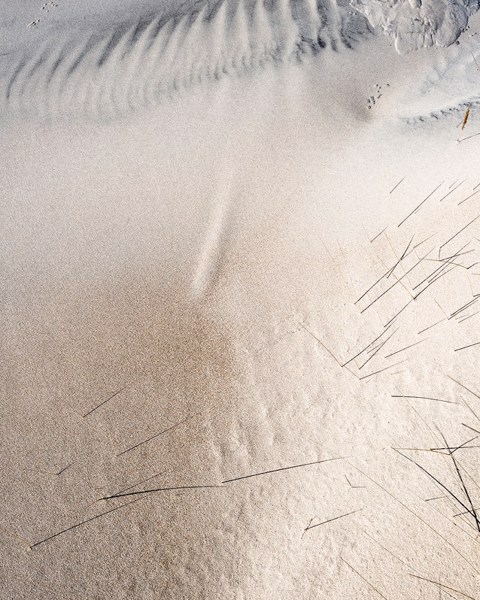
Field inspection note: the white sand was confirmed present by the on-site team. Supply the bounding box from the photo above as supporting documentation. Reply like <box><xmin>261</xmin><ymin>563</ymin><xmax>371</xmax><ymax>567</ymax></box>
<box><xmin>2</xmin><ymin>2</ymin><xmax>480</xmax><ymax>599</ymax></box>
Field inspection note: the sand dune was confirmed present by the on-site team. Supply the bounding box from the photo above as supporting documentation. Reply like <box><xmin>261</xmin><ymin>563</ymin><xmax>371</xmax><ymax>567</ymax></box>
<box><xmin>2</xmin><ymin>2</ymin><xmax>480</xmax><ymax>599</ymax></box>
<box><xmin>2</xmin><ymin>0</ymin><xmax>371</xmax><ymax>120</ymax></box>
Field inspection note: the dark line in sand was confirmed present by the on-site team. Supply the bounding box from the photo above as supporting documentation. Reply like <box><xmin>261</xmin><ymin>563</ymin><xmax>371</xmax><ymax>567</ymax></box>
<box><xmin>343</xmin><ymin>457</ymin><xmax>480</xmax><ymax>575</ymax></box>
<box><xmin>449</xmin><ymin>378</ymin><xmax>480</xmax><ymax>423</ymax></box>
<box><xmin>345</xmin><ymin>475</ymin><xmax>365</xmax><ymax>489</ymax></box>
<box><xmin>430</xmin><ymin>435</ymin><xmax>479</xmax><ymax>454</ymax></box>
<box><xmin>102</xmin><ymin>485</ymin><xmax>221</xmax><ymax>500</ymax></box>
<box><xmin>341</xmin><ymin>558</ymin><xmax>389</xmax><ymax>599</ymax></box>
<box><xmin>113</xmin><ymin>470</ymin><xmax>167</xmax><ymax>495</ymax></box>
<box><xmin>394</xmin><ymin>449</ymin><xmax>475</xmax><ymax>526</ymax></box>
<box><xmin>391</xmin><ymin>395</ymin><xmax>457</xmax><ymax>405</ymax></box>
<box><xmin>370</xmin><ymin>227</ymin><xmax>387</xmax><ymax>243</ymax></box>
<box><xmin>355</xmin><ymin>269</ymin><xmax>390</xmax><ymax>305</ymax></box>
<box><xmin>359</xmin><ymin>329</ymin><xmax>397</xmax><ymax>370</ymax></box>
<box><xmin>386</xmin><ymin>235</ymin><xmax>415</xmax><ymax>279</ymax></box>
<box><xmin>413</xmin><ymin>245</ymin><xmax>469</xmax><ymax>291</ymax></box>
<box><xmin>359</xmin><ymin>360</ymin><xmax>405</xmax><ymax>381</ymax></box>
<box><xmin>342</xmin><ymin>326</ymin><xmax>393</xmax><ymax>367</ymax></box>
<box><xmin>409</xmin><ymin>574</ymin><xmax>477</xmax><ymax>600</ymax></box>
<box><xmin>413</xmin><ymin>264</ymin><xmax>458</xmax><ymax>300</ymax></box>
<box><xmin>453</xmin><ymin>505</ymin><xmax>480</xmax><ymax>518</ymax></box>
<box><xmin>450</xmin><ymin>296</ymin><xmax>480</xmax><ymax>319</ymax></box>
<box><xmin>454</xmin><ymin>341</ymin><xmax>480</xmax><ymax>352</ymax></box>
<box><xmin>298</xmin><ymin>323</ymin><xmax>355</xmax><ymax>376</ymax></box>
<box><xmin>440</xmin><ymin>431</ymin><xmax>480</xmax><ymax>532</ymax></box>
<box><xmin>458</xmin><ymin>310</ymin><xmax>480</xmax><ymax>323</ymax></box>
<box><xmin>418</xmin><ymin>318</ymin><xmax>446</xmax><ymax>335</ymax></box>
<box><xmin>384</xmin><ymin>339</ymin><xmax>425</xmax><ymax>359</ymax></box>
<box><xmin>354</xmin><ymin>236</ymin><xmax>435</xmax><ymax>306</ymax></box>
<box><xmin>56</xmin><ymin>463</ymin><xmax>73</xmax><ymax>476</ymax></box>
<box><xmin>390</xmin><ymin>177</ymin><xmax>405</xmax><ymax>194</ymax></box>
<box><xmin>222</xmin><ymin>457</ymin><xmax>343</xmax><ymax>484</ymax></box>
<box><xmin>116</xmin><ymin>415</ymin><xmax>192</xmax><ymax>457</ymax></box>
<box><xmin>398</xmin><ymin>182</ymin><xmax>443</xmax><ymax>228</ymax></box>
<box><xmin>439</xmin><ymin>180</ymin><xmax>465</xmax><ymax>202</ymax></box>
<box><xmin>448</xmin><ymin>376</ymin><xmax>480</xmax><ymax>402</ymax></box>
<box><xmin>439</xmin><ymin>215</ymin><xmax>479</xmax><ymax>255</ymax></box>
<box><xmin>360</xmin><ymin>252</ymin><xmax>430</xmax><ymax>313</ymax></box>
<box><xmin>458</xmin><ymin>131</ymin><xmax>480</xmax><ymax>143</ymax></box>
<box><xmin>384</xmin><ymin>300</ymin><xmax>413</xmax><ymax>329</ymax></box>
<box><xmin>31</xmin><ymin>499</ymin><xmax>142</xmax><ymax>549</ymax></box>
<box><xmin>83</xmin><ymin>384</ymin><xmax>131</xmax><ymax>418</ymax></box>
<box><xmin>463</xmin><ymin>423</ymin><xmax>480</xmax><ymax>434</ymax></box>
<box><xmin>303</xmin><ymin>509</ymin><xmax>362</xmax><ymax>533</ymax></box>
<box><xmin>459</xmin><ymin>189</ymin><xmax>480</xmax><ymax>206</ymax></box>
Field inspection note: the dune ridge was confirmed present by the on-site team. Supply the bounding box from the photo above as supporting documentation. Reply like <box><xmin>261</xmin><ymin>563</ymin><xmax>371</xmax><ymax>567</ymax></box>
<box><xmin>1</xmin><ymin>0</ymin><xmax>372</xmax><ymax>120</ymax></box>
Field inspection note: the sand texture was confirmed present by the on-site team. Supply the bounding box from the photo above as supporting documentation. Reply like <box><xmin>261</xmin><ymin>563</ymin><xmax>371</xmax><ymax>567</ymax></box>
<box><xmin>2</xmin><ymin>1</ymin><xmax>480</xmax><ymax>598</ymax></box>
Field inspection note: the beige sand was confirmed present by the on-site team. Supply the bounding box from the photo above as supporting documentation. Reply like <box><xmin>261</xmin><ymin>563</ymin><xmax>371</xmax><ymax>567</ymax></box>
<box><xmin>2</xmin><ymin>4</ymin><xmax>480</xmax><ymax>599</ymax></box>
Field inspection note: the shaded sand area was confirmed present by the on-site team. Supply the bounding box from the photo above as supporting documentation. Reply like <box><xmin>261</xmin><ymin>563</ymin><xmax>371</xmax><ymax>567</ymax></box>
<box><xmin>2</xmin><ymin>1</ymin><xmax>480</xmax><ymax>598</ymax></box>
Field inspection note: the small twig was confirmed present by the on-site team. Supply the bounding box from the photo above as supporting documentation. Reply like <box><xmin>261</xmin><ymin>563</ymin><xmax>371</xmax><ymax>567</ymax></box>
<box><xmin>83</xmin><ymin>385</ymin><xmax>131</xmax><ymax>418</ymax></box>
<box><xmin>116</xmin><ymin>415</ymin><xmax>193</xmax><ymax>457</ymax></box>
<box><xmin>371</xmin><ymin>227</ymin><xmax>387</xmax><ymax>243</ymax></box>
<box><xmin>454</xmin><ymin>341</ymin><xmax>480</xmax><ymax>352</ymax></box>
<box><xmin>410</xmin><ymin>574</ymin><xmax>477</xmax><ymax>600</ymax></box>
<box><xmin>102</xmin><ymin>484</ymin><xmax>221</xmax><ymax>500</ymax></box>
<box><xmin>31</xmin><ymin>499</ymin><xmax>142</xmax><ymax>549</ymax></box>
<box><xmin>341</xmin><ymin>558</ymin><xmax>389</xmax><ymax>599</ymax></box>
<box><xmin>391</xmin><ymin>395</ymin><xmax>456</xmax><ymax>405</ymax></box>
<box><xmin>359</xmin><ymin>360</ymin><xmax>406</xmax><ymax>381</ymax></box>
<box><xmin>398</xmin><ymin>182</ymin><xmax>443</xmax><ymax>227</ymax></box>
<box><xmin>384</xmin><ymin>339</ymin><xmax>425</xmax><ymax>359</ymax></box>
<box><xmin>390</xmin><ymin>177</ymin><xmax>405</xmax><ymax>194</ymax></box>
<box><xmin>303</xmin><ymin>509</ymin><xmax>362</xmax><ymax>534</ymax></box>
<box><xmin>222</xmin><ymin>457</ymin><xmax>344</xmax><ymax>484</ymax></box>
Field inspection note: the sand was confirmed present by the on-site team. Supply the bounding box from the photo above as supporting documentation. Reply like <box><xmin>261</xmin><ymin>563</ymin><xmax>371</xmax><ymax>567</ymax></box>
<box><xmin>2</xmin><ymin>1</ymin><xmax>480</xmax><ymax>599</ymax></box>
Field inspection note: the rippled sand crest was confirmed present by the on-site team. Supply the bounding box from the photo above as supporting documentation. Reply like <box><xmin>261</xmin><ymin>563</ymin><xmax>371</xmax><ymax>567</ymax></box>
<box><xmin>1</xmin><ymin>0</ymin><xmax>372</xmax><ymax>119</ymax></box>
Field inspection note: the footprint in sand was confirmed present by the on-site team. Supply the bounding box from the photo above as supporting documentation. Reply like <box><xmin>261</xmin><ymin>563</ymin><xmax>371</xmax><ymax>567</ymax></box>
<box><xmin>27</xmin><ymin>1</ymin><xmax>60</xmax><ymax>29</ymax></box>
<box><xmin>367</xmin><ymin>82</ymin><xmax>390</xmax><ymax>109</ymax></box>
